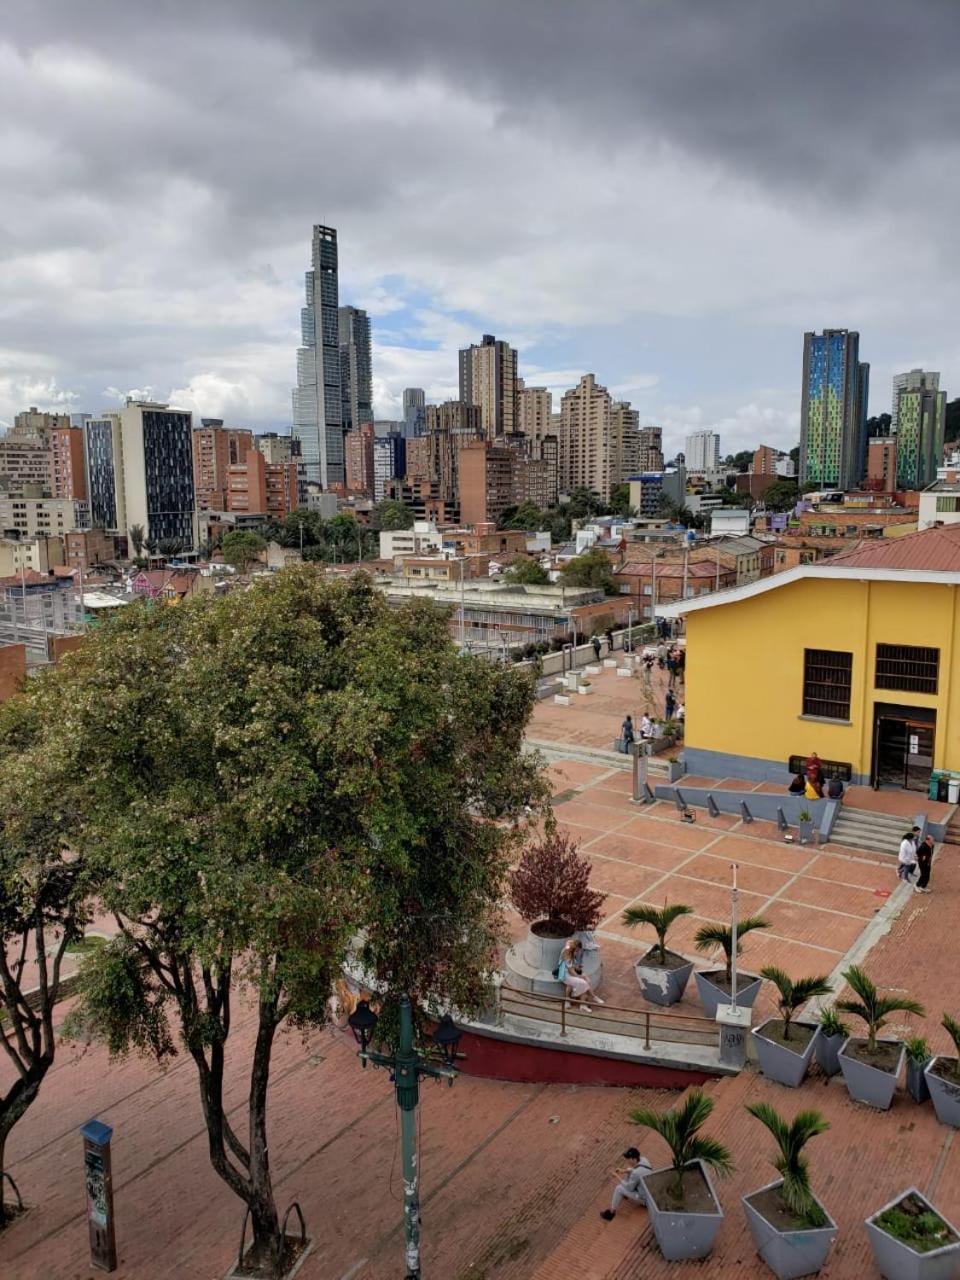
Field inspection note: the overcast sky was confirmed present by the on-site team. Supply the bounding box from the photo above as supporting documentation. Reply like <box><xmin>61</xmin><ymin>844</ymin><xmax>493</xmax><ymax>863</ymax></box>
<box><xmin>2</xmin><ymin>1</ymin><xmax>958</xmax><ymax>456</ymax></box>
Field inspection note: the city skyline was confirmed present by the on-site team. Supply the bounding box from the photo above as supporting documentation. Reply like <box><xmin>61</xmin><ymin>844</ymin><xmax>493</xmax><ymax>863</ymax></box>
<box><xmin>1</xmin><ymin>3</ymin><xmax>958</xmax><ymax>459</ymax></box>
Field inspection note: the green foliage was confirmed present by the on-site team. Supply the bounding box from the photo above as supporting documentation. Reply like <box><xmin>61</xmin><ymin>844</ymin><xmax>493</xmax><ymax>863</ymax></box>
<box><xmin>746</xmin><ymin>1102</ymin><xmax>829</xmax><ymax>1226</ymax></box>
<box><xmin>128</xmin><ymin>523</ymin><xmax>145</xmax><ymax>556</ymax></box>
<box><xmin>506</xmin><ymin>558</ymin><xmax>549</xmax><ymax>586</ymax></box>
<box><xmin>694</xmin><ymin>916</ymin><xmax>770</xmax><ymax>982</ymax></box>
<box><xmin>904</xmin><ymin>1035</ymin><xmax>931</xmax><ymax>1065</ymax></box>
<box><xmin>876</xmin><ymin>1204</ymin><xmax>954</xmax><ymax>1253</ymax></box>
<box><xmin>622</xmin><ymin>903</ymin><xmax>693</xmax><ymax>965</ymax></box>
<box><xmin>608</xmin><ymin>484</ymin><xmax>633</xmax><ymax>517</ymax></box>
<box><xmin>559</xmin><ymin>547</ymin><xmax>617</xmax><ymax>594</ymax></box>
<box><xmin>761</xmin><ymin>480</ymin><xmax>800</xmax><ymax>513</ymax></box>
<box><xmin>64</xmin><ymin>938</ymin><xmax>176</xmax><ymax>1061</ymax></box>
<box><xmin>759</xmin><ymin>967</ymin><xmax>832</xmax><ymax>1041</ymax></box>
<box><xmin>500</xmin><ymin>501</ymin><xmax>544</xmax><ymax>531</ymax></box>
<box><xmin>374</xmin><ymin>498</ymin><xmax>414</xmax><ymax>531</ymax></box>
<box><xmin>818</xmin><ymin>1007</ymin><xmax>849</xmax><ymax>1038</ymax></box>
<box><xmin>946</xmin><ymin>399</ymin><xmax>960</xmax><ymax>444</ymax></box>
<box><xmin>566</xmin><ymin>486</ymin><xmax>604</xmax><ymax>519</ymax></box>
<box><xmin>157</xmin><ymin>537</ymin><xmax>184</xmax><ymax>558</ymax></box>
<box><xmin>941</xmin><ymin>1014</ymin><xmax>960</xmax><ymax>1078</ymax></box>
<box><xmin>630</xmin><ymin>1089</ymin><xmax>733</xmax><ymax>1202</ymax></box>
<box><xmin>220</xmin><ymin>528</ymin><xmax>266</xmax><ymax>572</ymax></box>
<box><xmin>836</xmin><ymin>965</ymin><xmax>925</xmax><ymax>1053</ymax></box>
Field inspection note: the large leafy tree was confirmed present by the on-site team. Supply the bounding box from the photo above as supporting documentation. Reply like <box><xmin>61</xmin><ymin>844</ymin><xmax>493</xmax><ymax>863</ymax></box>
<box><xmin>59</xmin><ymin>568</ymin><xmax>543</xmax><ymax>1274</ymax></box>
<box><xmin>506</xmin><ymin>558</ymin><xmax>549</xmax><ymax>586</ymax></box>
<box><xmin>559</xmin><ymin>547</ymin><xmax>618</xmax><ymax>594</ymax></box>
<box><xmin>0</xmin><ymin>687</ymin><xmax>90</xmax><ymax>1223</ymax></box>
<box><xmin>373</xmin><ymin>498</ymin><xmax>414</xmax><ymax>531</ymax></box>
<box><xmin>220</xmin><ymin>529</ymin><xmax>267</xmax><ymax>573</ymax></box>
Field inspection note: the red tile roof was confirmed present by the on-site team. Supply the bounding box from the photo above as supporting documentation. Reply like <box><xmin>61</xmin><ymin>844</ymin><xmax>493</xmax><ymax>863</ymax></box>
<box><xmin>826</xmin><ymin>523</ymin><xmax>960</xmax><ymax>571</ymax></box>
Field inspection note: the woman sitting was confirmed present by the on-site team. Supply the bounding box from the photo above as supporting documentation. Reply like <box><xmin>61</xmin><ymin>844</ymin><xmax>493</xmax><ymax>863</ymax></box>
<box><xmin>557</xmin><ymin>938</ymin><xmax>604</xmax><ymax>1012</ymax></box>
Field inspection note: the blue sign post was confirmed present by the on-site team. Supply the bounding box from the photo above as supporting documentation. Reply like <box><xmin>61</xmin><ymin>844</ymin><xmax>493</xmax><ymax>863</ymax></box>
<box><xmin>80</xmin><ymin>1119</ymin><xmax>117</xmax><ymax>1272</ymax></box>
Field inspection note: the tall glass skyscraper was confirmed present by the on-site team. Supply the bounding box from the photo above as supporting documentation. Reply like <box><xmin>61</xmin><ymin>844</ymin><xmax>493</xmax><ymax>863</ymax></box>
<box><xmin>338</xmin><ymin>305</ymin><xmax>373</xmax><ymax>434</ymax></box>
<box><xmin>800</xmin><ymin>329</ymin><xmax>870</xmax><ymax>489</ymax></box>
<box><xmin>293</xmin><ymin>225</ymin><xmax>343</xmax><ymax>488</ymax></box>
<box><xmin>893</xmin><ymin>371</ymin><xmax>945</xmax><ymax>489</ymax></box>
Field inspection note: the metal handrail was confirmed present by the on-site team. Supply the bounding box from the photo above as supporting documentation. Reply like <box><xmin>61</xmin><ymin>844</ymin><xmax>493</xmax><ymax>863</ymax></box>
<box><xmin>499</xmin><ymin>983</ymin><xmax>716</xmax><ymax>1048</ymax></box>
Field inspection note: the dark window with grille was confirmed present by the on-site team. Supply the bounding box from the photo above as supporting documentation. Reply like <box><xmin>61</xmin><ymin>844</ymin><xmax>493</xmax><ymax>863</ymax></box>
<box><xmin>803</xmin><ymin>649</ymin><xmax>853</xmax><ymax>720</ymax></box>
<box><xmin>875</xmin><ymin>644</ymin><xmax>939</xmax><ymax>694</ymax></box>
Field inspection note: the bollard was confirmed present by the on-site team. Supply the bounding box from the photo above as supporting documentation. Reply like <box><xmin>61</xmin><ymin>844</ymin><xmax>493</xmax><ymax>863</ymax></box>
<box><xmin>81</xmin><ymin>1119</ymin><xmax>117</xmax><ymax>1272</ymax></box>
<box><xmin>716</xmin><ymin>1005</ymin><xmax>751</xmax><ymax>1069</ymax></box>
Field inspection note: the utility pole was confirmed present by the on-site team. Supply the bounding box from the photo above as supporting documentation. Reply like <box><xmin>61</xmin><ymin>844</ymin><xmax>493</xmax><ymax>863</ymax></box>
<box><xmin>458</xmin><ymin>557</ymin><xmax>466</xmax><ymax>648</ymax></box>
<box><xmin>715</xmin><ymin>540</ymin><xmax>721</xmax><ymax>592</ymax></box>
<box><xmin>730</xmin><ymin>862</ymin><xmax>739</xmax><ymax>1008</ymax></box>
<box><xmin>682</xmin><ymin>544</ymin><xmax>689</xmax><ymax>601</ymax></box>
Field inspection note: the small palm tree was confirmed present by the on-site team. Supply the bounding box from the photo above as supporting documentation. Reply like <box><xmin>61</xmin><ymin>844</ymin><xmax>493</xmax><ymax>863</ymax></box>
<box><xmin>129</xmin><ymin>523</ymin><xmax>145</xmax><ymax>556</ymax></box>
<box><xmin>622</xmin><ymin>902</ymin><xmax>693</xmax><ymax>965</ymax></box>
<box><xmin>941</xmin><ymin>1014</ymin><xmax>960</xmax><ymax>1081</ymax></box>
<box><xmin>694</xmin><ymin>916</ymin><xmax>770</xmax><ymax>982</ymax></box>
<box><xmin>760</xmin><ymin>966</ymin><xmax>833</xmax><ymax>1042</ymax></box>
<box><xmin>630</xmin><ymin>1088</ymin><xmax>733</xmax><ymax>1203</ymax></box>
<box><xmin>835</xmin><ymin>965</ymin><xmax>925</xmax><ymax>1053</ymax></box>
<box><xmin>746</xmin><ymin>1102</ymin><xmax>829</xmax><ymax>1226</ymax></box>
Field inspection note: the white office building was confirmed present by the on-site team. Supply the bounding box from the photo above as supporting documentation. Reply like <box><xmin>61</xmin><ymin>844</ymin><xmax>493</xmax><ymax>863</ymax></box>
<box><xmin>684</xmin><ymin>430</ymin><xmax>721</xmax><ymax>471</ymax></box>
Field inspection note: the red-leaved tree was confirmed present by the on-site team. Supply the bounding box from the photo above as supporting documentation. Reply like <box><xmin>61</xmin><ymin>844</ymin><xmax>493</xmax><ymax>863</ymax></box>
<box><xmin>510</xmin><ymin>824</ymin><xmax>605</xmax><ymax>936</ymax></box>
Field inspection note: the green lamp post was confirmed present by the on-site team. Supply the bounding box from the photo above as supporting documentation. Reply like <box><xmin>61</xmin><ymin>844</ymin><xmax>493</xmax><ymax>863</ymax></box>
<box><xmin>348</xmin><ymin>994</ymin><xmax>463</xmax><ymax>1279</ymax></box>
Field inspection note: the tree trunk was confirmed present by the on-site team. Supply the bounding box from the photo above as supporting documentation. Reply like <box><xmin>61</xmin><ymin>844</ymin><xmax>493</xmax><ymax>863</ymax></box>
<box><xmin>0</xmin><ymin>1127</ymin><xmax>7</xmax><ymax>1226</ymax></box>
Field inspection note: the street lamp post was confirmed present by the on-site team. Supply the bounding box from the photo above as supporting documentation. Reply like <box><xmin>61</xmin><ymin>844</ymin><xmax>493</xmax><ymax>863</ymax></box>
<box><xmin>348</xmin><ymin>995</ymin><xmax>462</xmax><ymax>1280</ymax></box>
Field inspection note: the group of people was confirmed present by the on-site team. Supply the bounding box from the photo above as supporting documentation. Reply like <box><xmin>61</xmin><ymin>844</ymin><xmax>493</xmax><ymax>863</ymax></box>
<box><xmin>898</xmin><ymin>826</ymin><xmax>935</xmax><ymax>893</ymax></box>
<box><xmin>621</xmin><ymin>704</ymin><xmax>683</xmax><ymax>749</ymax></box>
<box><xmin>787</xmin><ymin>751</ymin><xmax>844</xmax><ymax>800</ymax></box>
<box><xmin>590</xmin><ymin>629</ymin><xmax>616</xmax><ymax>662</ymax></box>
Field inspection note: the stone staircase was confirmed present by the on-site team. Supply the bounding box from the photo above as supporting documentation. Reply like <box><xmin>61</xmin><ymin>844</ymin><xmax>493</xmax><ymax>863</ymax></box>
<box><xmin>827</xmin><ymin>806</ymin><xmax>915</xmax><ymax>856</ymax></box>
<box><xmin>943</xmin><ymin>811</ymin><xmax>960</xmax><ymax>846</ymax></box>
<box><xmin>525</xmin><ymin>737</ymin><xmax>669</xmax><ymax>776</ymax></box>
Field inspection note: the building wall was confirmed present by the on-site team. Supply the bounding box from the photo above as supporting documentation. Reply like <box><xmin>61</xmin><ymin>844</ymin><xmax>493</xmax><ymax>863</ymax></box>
<box><xmin>83</xmin><ymin>415</ymin><xmax>125</xmax><ymax>531</ymax></box>
<box><xmin>256</xmin><ymin>433</ymin><xmax>297</xmax><ymax>465</ymax></box>
<box><xmin>65</xmin><ymin>528</ymin><xmax>116</xmax><ymax>570</ymax></box>
<box><xmin>458</xmin><ymin>335</ymin><xmax>518</xmax><ymax>439</ymax></box>
<box><xmin>684</xmin><ymin>431</ymin><xmax>720</xmax><ymax>471</ymax></box>
<box><xmin>800</xmin><ymin>329</ymin><xmax>868</xmax><ymax>489</ymax></box>
<box><xmin>0</xmin><ymin>497</ymin><xmax>88</xmax><ymax>538</ymax></box>
<box><xmin>560</xmin><ymin>374</ymin><xmax>613</xmax><ymax>501</ymax></box>
<box><xmin>0</xmin><ymin>643</ymin><xmax>26</xmax><ymax>702</ymax></box>
<box><xmin>0</xmin><ymin>440</ymin><xmax>52</xmax><ymax>491</ymax></box>
<box><xmin>345</xmin><ymin>422</ymin><xmax>375</xmax><ymax>495</ymax></box>
<box><xmin>867</xmin><ymin>438</ymin><xmax>898</xmax><ymax>494</ymax></box>
<box><xmin>120</xmin><ymin>402</ymin><xmax>195</xmax><ymax>544</ymax></box>
<box><xmin>684</xmin><ymin>576</ymin><xmax>960</xmax><ymax>780</ymax></box>
<box><xmin>292</xmin><ymin>224</ymin><xmax>342</xmax><ymax>487</ymax></box>
<box><xmin>49</xmin><ymin>426</ymin><xmax>87</xmax><ymax>500</ymax></box>
<box><xmin>338</xmin><ymin>305</ymin><xmax>373</xmax><ymax>432</ymax></box>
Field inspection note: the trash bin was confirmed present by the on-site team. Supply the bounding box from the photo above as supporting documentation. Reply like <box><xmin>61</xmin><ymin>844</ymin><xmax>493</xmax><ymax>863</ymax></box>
<box><xmin>929</xmin><ymin>771</ymin><xmax>942</xmax><ymax>802</ymax></box>
<box><xmin>949</xmin><ymin>777</ymin><xmax>960</xmax><ymax>805</ymax></box>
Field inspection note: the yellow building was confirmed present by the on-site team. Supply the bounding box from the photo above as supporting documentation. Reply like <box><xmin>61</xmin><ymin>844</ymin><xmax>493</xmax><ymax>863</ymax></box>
<box><xmin>663</xmin><ymin>525</ymin><xmax>960</xmax><ymax>792</ymax></box>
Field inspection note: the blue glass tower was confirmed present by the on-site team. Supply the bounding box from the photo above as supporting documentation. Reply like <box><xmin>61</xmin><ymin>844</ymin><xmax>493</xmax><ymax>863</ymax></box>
<box><xmin>800</xmin><ymin>329</ymin><xmax>869</xmax><ymax>489</ymax></box>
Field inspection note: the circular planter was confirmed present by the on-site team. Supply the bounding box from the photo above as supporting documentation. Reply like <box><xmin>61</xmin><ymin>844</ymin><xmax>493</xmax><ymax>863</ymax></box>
<box><xmin>695</xmin><ymin>968</ymin><xmax>762</xmax><ymax>1019</ymax></box>
<box><xmin>924</xmin><ymin>1056</ymin><xmax>960</xmax><ymax>1128</ymax></box>
<box><xmin>641</xmin><ymin>1159</ymin><xmax>724</xmax><ymax>1262</ymax></box>
<box><xmin>634</xmin><ymin>948</ymin><xmax>693</xmax><ymax>1007</ymax></box>
<box><xmin>865</xmin><ymin>1187</ymin><xmax>960</xmax><ymax>1280</ymax></box>
<box><xmin>742</xmin><ymin>1179</ymin><xmax>837</xmax><ymax>1280</ymax></box>
<box><xmin>752</xmin><ymin>1020</ymin><xmax>820</xmax><ymax>1089</ymax></box>
<box><xmin>814</xmin><ymin>1031</ymin><xmax>845</xmax><ymax>1077</ymax></box>
<box><xmin>503</xmin><ymin>926</ymin><xmax>601</xmax><ymax>997</ymax></box>
<box><xmin>838</xmin><ymin>1037</ymin><xmax>904</xmax><ymax>1110</ymax></box>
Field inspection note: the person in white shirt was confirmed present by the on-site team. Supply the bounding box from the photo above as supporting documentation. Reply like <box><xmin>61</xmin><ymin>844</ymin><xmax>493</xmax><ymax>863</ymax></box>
<box><xmin>601</xmin><ymin>1148</ymin><xmax>652</xmax><ymax>1220</ymax></box>
<box><xmin>897</xmin><ymin>828</ymin><xmax>920</xmax><ymax>882</ymax></box>
<box><xmin>639</xmin><ymin>714</ymin><xmax>654</xmax><ymax>739</ymax></box>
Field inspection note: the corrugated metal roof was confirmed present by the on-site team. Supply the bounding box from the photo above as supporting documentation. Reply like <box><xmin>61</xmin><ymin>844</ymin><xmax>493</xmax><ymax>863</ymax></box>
<box><xmin>826</xmin><ymin>524</ymin><xmax>960</xmax><ymax>571</ymax></box>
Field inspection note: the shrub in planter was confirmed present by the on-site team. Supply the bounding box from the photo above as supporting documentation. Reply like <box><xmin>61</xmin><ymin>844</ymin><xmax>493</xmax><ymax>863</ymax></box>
<box><xmin>815</xmin><ymin>1008</ymin><xmax>849</xmax><ymax>1077</ymax></box>
<box><xmin>693</xmin><ymin>916</ymin><xmax>771</xmax><ymax>1017</ymax></box>
<box><xmin>623</xmin><ymin>902</ymin><xmax>694</xmax><ymax>1006</ymax></box>
<box><xmin>866</xmin><ymin>1188</ymin><xmax>960</xmax><ymax>1279</ymax></box>
<box><xmin>797</xmin><ymin>809</ymin><xmax>814</xmax><ymax>844</ymax></box>
<box><xmin>836</xmin><ymin>965</ymin><xmax>925</xmax><ymax>1110</ymax></box>
<box><xmin>753</xmin><ymin>968</ymin><xmax>833</xmax><ymax>1088</ymax></box>
<box><xmin>924</xmin><ymin>1013</ymin><xmax>960</xmax><ymax>1128</ymax></box>
<box><xmin>904</xmin><ymin>1035</ymin><xmax>932</xmax><ymax>1105</ymax></box>
<box><xmin>630</xmin><ymin>1089</ymin><xmax>733</xmax><ymax>1262</ymax></box>
<box><xmin>742</xmin><ymin>1102</ymin><xmax>837</xmax><ymax>1279</ymax></box>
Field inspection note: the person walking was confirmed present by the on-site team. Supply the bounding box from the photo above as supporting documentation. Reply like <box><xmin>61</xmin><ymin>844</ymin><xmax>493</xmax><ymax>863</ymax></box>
<box><xmin>600</xmin><ymin>1148</ymin><xmax>653</xmax><ymax>1221</ymax></box>
<box><xmin>605</xmin><ymin>627</ymin><xmax>615</xmax><ymax>653</ymax></box>
<box><xmin>592</xmin><ymin>634</ymin><xmax>602</xmax><ymax>662</ymax></box>
<box><xmin>897</xmin><ymin>827</ymin><xmax>920</xmax><ymax>883</ymax></box>
<box><xmin>621</xmin><ymin>714</ymin><xmax>636</xmax><ymax>748</ymax></box>
<box><xmin>915</xmin><ymin>834</ymin><xmax>934</xmax><ymax>893</ymax></box>
<box><xmin>665</xmin><ymin>689</ymin><xmax>676</xmax><ymax>721</ymax></box>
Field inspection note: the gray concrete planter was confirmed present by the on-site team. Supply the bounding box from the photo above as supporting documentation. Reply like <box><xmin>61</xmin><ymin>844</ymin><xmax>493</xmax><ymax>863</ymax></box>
<box><xmin>503</xmin><ymin>926</ymin><xmax>602</xmax><ymax>997</ymax></box>
<box><xmin>815</xmin><ymin>1031</ymin><xmax>845</xmax><ymax>1077</ymax></box>
<box><xmin>752</xmin><ymin>1020</ymin><xmax>820</xmax><ymax>1089</ymax></box>
<box><xmin>865</xmin><ymin>1188</ymin><xmax>960</xmax><ymax>1280</ymax></box>
<box><xmin>924</xmin><ymin>1057</ymin><xmax>960</xmax><ymax>1128</ymax></box>
<box><xmin>634</xmin><ymin>948</ymin><xmax>693</xmax><ymax>1007</ymax></box>
<box><xmin>695</xmin><ymin>968</ymin><xmax>762</xmax><ymax>1019</ymax></box>
<box><xmin>838</xmin><ymin>1037</ymin><xmax>904</xmax><ymax>1110</ymax></box>
<box><xmin>907</xmin><ymin>1057</ymin><xmax>932</xmax><ymax>1104</ymax></box>
<box><xmin>742</xmin><ymin>1179</ymin><xmax>837</xmax><ymax>1279</ymax></box>
<box><xmin>642</xmin><ymin>1159</ymin><xmax>724</xmax><ymax>1262</ymax></box>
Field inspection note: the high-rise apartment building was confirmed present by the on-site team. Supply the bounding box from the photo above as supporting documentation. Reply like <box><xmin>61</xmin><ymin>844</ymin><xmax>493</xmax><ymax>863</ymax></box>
<box><xmin>402</xmin><ymin>388</ymin><xmax>426</xmax><ymax>436</ymax></box>
<box><xmin>408</xmin><ymin>402</ymin><xmax>484</xmax><ymax>502</ymax></box>
<box><xmin>338</xmin><ymin>305</ymin><xmax>373</xmax><ymax>434</ymax></box>
<box><xmin>225</xmin><ymin>449</ymin><xmax>298</xmax><ymax>520</ymax></box>
<box><xmin>517</xmin><ymin>384</ymin><xmax>553</xmax><ymax>458</ymax></box>
<box><xmin>458</xmin><ymin>440</ymin><xmax>520</xmax><ymax>525</ymax></box>
<box><xmin>83</xmin><ymin>415</ymin><xmax>125</xmax><ymax>531</ymax></box>
<box><xmin>867</xmin><ymin>437</ymin><xmax>898</xmax><ymax>494</ymax></box>
<box><xmin>684</xmin><ymin>430</ymin><xmax>721</xmax><ymax>472</ymax></box>
<box><xmin>0</xmin><ymin>496</ymin><xmax>88</xmax><ymax>540</ymax></box>
<box><xmin>255</xmin><ymin>433</ymin><xmax>299</xmax><ymax>465</ymax></box>
<box><xmin>292</xmin><ymin>224</ymin><xmax>342</xmax><ymax>488</ymax></box>
<box><xmin>559</xmin><ymin>374</ymin><xmax>614</xmax><ymax>502</ymax></box>
<box><xmin>120</xmin><ymin>400</ymin><xmax>196</xmax><ymax>545</ymax></box>
<box><xmin>13</xmin><ymin>407</ymin><xmax>71</xmax><ymax>436</ymax></box>
<box><xmin>610</xmin><ymin>402</ymin><xmax>641</xmax><ymax>487</ymax></box>
<box><xmin>0</xmin><ymin>438</ymin><xmax>52</xmax><ymax>493</ymax></box>
<box><xmin>192</xmin><ymin>420</ymin><xmax>254</xmax><ymax>510</ymax></box>
<box><xmin>458</xmin><ymin>334</ymin><xmax>518</xmax><ymax>439</ymax></box>
<box><xmin>893</xmin><ymin>371</ymin><xmax>945</xmax><ymax>489</ymax></box>
<box><xmin>345</xmin><ymin>422</ymin><xmax>376</xmax><ymax>496</ymax></box>
<box><xmin>800</xmin><ymin>329</ymin><xmax>870</xmax><ymax>489</ymax></box>
<box><xmin>636</xmin><ymin>426</ymin><xmax>664</xmax><ymax>472</ymax></box>
<box><xmin>49</xmin><ymin>426</ymin><xmax>87</xmax><ymax>500</ymax></box>
<box><xmin>752</xmin><ymin>445</ymin><xmax>778</xmax><ymax>475</ymax></box>
<box><xmin>373</xmin><ymin>433</ymin><xmax>406</xmax><ymax>501</ymax></box>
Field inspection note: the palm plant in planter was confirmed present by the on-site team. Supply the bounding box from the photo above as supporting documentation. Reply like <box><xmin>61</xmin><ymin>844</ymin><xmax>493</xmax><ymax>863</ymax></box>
<box><xmin>742</xmin><ymin>1102</ymin><xmax>837</xmax><ymax>1279</ymax></box>
<box><xmin>693</xmin><ymin>915</ymin><xmax>770</xmax><ymax>1017</ymax></box>
<box><xmin>904</xmin><ymin>1036</ymin><xmax>932</xmax><ymax>1104</ymax></box>
<box><xmin>815</xmin><ymin>1007</ymin><xmax>849</xmax><ymax>1077</ymax></box>
<box><xmin>866</xmin><ymin>1188</ymin><xmax>960</xmax><ymax>1279</ymax></box>
<box><xmin>630</xmin><ymin>1089</ymin><xmax>733</xmax><ymax>1262</ymax></box>
<box><xmin>924</xmin><ymin>1014</ymin><xmax>960</xmax><ymax>1128</ymax></box>
<box><xmin>753</xmin><ymin>968</ymin><xmax>833</xmax><ymax>1088</ymax></box>
<box><xmin>835</xmin><ymin>965</ymin><xmax>925</xmax><ymax>1110</ymax></box>
<box><xmin>505</xmin><ymin>823</ymin><xmax>606</xmax><ymax>995</ymax></box>
<box><xmin>623</xmin><ymin>902</ymin><xmax>694</xmax><ymax>1006</ymax></box>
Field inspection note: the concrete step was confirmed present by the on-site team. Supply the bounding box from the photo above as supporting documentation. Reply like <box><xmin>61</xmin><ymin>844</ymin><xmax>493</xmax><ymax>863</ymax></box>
<box><xmin>525</xmin><ymin>737</ymin><xmax>670</xmax><ymax>775</ymax></box>
<box><xmin>826</xmin><ymin>836</ymin><xmax>898</xmax><ymax>856</ymax></box>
